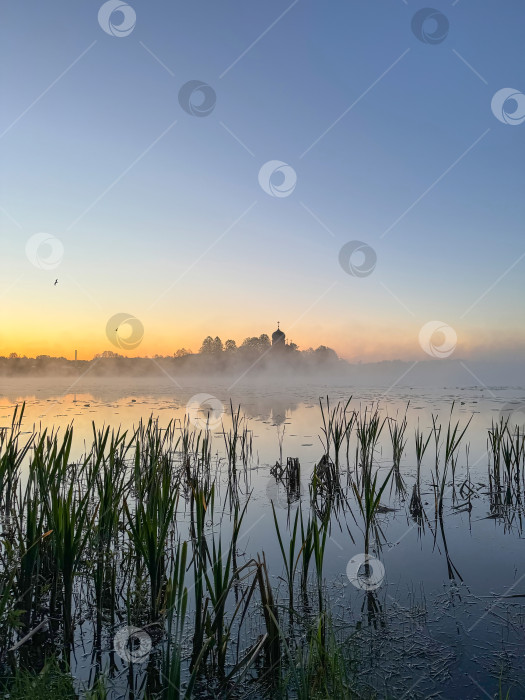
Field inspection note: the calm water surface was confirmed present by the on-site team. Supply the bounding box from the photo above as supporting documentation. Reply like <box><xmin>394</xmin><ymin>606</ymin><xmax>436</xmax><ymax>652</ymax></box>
<box><xmin>2</xmin><ymin>378</ymin><xmax>525</xmax><ymax>699</ymax></box>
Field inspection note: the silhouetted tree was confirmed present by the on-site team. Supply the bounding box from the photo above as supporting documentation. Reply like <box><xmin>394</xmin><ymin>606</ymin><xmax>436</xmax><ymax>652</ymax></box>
<box><xmin>314</xmin><ymin>345</ymin><xmax>338</xmax><ymax>361</ymax></box>
<box><xmin>174</xmin><ymin>348</ymin><xmax>190</xmax><ymax>357</ymax></box>
<box><xmin>241</xmin><ymin>334</ymin><xmax>270</xmax><ymax>354</ymax></box>
<box><xmin>258</xmin><ymin>334</ymin><xmax>271</xmax><ymax>351</ymax></box>
<box><xmin>200</xmin><ymin>336</ymin><xmax>223</xmax><ymax>354</ymax></box>
<box><xmin>200</xmin><ymin>336</ymin><xmax>215</xmax><ymax>354</ymax></box>
<box><xmin>224</xmin><ymin>339</ymin><xmax>237</xmax><ymax>353</ymax></box>
<box><xmin>95</xmin><ymin>350</ymin><xmax>124</xmax><ymax>359</ymax></box>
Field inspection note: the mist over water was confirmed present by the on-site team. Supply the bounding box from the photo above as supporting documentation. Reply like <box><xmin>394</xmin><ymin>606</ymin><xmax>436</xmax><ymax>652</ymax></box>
<box><xmin>1</xmin><ymin>354</ymin><xmax>524</xmax><ymax>388</ymax></box>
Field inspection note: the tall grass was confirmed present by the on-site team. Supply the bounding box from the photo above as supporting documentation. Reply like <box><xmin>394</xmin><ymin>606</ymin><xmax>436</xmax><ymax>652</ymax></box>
<box><xmin>432</xmin><ymin>403</ymin><xmax>472</xmax><ymax>515</ymax></box>
<box><xmin>387</xmin><ymin>404</ymin><xmax>409</xmax><ymax>495</ymax></box>
<box><xmin>0</xmin><ymin>403</ymin><xmax>31</xmax><ymax>515</ymax></box>
<box><xmin>0</xmin><ymin>399</ymin><xmax>516</xmax><ymax>699</ymax></box>
<box><xmin>124</xmin><ymin>459</ymin><xmax>178</xmax><ymax>620</ymax></box>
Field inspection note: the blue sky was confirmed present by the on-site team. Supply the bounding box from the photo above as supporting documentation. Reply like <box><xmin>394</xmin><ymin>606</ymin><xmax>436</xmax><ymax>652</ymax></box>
<box><xmin>1</xmin><ymin>0</ymin><xmax>524</xmax><ymax>361</ymax></box>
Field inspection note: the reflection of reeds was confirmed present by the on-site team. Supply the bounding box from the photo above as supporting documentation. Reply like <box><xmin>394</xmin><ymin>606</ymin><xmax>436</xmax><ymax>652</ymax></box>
<box><xmin>310</xmin><ymin>454</ymin><xmax>343</xmax><ymax>520</ymax></box>
<box><xmin>270</xmin><ymin>456</ymin><xmax>301</xmax><ymax>508</ymax></box>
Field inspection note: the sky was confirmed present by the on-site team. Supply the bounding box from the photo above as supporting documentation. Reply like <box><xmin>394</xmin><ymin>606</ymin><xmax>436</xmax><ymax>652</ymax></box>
<box><xmin>1</xmin><ymin>0</ymin><xmax>524</xmax><ymax>362</ymax></box>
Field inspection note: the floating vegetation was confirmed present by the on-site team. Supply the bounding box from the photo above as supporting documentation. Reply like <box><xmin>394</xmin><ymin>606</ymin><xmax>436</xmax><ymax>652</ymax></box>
<box><xmin>270</xmin><ymin>456</ymin><xmax>301</xmax><ymax>508</ymax></box>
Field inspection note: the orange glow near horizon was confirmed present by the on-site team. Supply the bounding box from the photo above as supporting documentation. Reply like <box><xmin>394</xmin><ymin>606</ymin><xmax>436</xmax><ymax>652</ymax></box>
<box><xmin>4</xmin><ymin>316</ymin><xmax>525</xmax><ymax>363</ymax></box>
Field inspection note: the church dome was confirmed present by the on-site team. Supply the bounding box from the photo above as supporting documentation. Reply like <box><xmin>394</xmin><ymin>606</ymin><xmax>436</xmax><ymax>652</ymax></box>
<box><xmin>272</xmin><ymin>323</ymin><xmax>285</xmax><ymax>345</ymax></box>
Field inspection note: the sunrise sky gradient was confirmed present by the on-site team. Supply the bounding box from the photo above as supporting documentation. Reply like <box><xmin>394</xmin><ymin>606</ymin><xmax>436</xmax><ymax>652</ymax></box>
<box><xmin>1</xmin><ymin>1</ymin><xmax>524</xmax><ymax>362</ymax></box>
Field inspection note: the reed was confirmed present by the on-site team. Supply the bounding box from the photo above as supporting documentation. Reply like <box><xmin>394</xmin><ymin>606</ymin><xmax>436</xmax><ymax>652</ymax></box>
<box><xmin>162</xmin><ymin>539</ymin><xmax>188</xmax><ymax>699</ymax></box>
<box><xmin>188</xmin><ymin>482</ymin><xmax>213</xmax><ymax>671</ymax></box>
<box><xmin>319</xmin><ymin>396</ymin><xmax>354</xmax><ymax>469</ymax></box>
<box><xmin>201</xmin><ymin>499</ymin><xmax>251</xmax><ymax>674</ymax></box>
<box><xmin>270</xmin><ymin>457</ymin><xmax>301</xmax><ymax>509</ymax></box>
<box><xmin>92</xmin><ymin>425</ymin><xmax>131</xmax><ymax>642</ymax></box>
<box><xmin>433</xmin><ymin>403</ymin><xmax>472</xmax><ymax>515</ymax></box>
<box><xmin>352</xmin><ymin>466</ymin><xmax>393</xmax><ymax>556</ymax></box>
<box><xmin>311</xmin><ymin>513</ymin><xmax>329</xmax><ymax>641</ymax></box>
<box><xmin>222</xmin><ymin>400</ymin><xmax>242</xmax><ymax>472</ymax></box>
<box><xmin>387</xmin><ymin>404</ymin><xmax>409</xmax><ymax>496</ymax></box>
<box><xmin>43</xmin><ymin>453</ymin><xmax>96</xmax><ymax>641</ymax></box>
<box><xmin>388</xmin><ymin>403</ymin><xmax>409</xmax><ymax>470</ymax></box>
<box><xmin>0</xmin><ymin>403</ymin><xmax>31</xmax><ymax>515</ymax></box>
<box><xmin>271</xmin><ymin>504</ymin><xmax>301</xmax><ymax>614</ymax></box>
<box><xmin>355</xmin><ymin>404</ymin><xmax>385</xmax><ymax>481</ymax></box>
<box><xmin>411</xmin><ymin>420</ymin><xmax>432</xmax><ymax>521</ymax></box>
<box><xmin>414</xmin><ymin>420</ymin><xmax>432</xmax><ymax>480</ymax></box>
<box><xmin>12</xmin><ymin>476</ymin><xmax>46</xmax><ymax>633</ymax></box>
<box><xmin>310</xmin><ymin>455</ymin><xmax>343</xmax><ymax>520</ymax></box>
<box><xmin>124</xmin><ymin>461</ymin><xmax>178</xmax><ymax>620</ymax></box>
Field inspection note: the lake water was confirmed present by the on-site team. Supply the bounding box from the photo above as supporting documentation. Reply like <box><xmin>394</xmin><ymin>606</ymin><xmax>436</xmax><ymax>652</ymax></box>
<box><xmin>2</xmin><ymin>377</ymin><xmax>525</xmax><ymax>699</ymax></box>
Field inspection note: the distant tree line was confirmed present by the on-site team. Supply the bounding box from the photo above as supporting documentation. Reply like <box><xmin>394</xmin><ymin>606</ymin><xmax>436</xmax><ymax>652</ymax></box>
<box><xmin>1</xmin><ymin>338</ymin><xmax>338</xmax><ymax>364</ymax></box>
<box><xmin>197</xmin><ymin>335</ymin><xmax>335</xmax><ymax>358</ymax></box>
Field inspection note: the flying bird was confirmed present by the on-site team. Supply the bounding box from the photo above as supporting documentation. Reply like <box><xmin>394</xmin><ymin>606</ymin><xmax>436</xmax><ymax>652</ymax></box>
<box><xmin>54</xmin><ymin>279</ymin><xmax>58</xmax><ymax>286</ymax></box>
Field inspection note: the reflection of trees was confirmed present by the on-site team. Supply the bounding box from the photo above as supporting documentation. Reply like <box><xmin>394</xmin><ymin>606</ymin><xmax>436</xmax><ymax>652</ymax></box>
<box><xmin>234</xmin><ymin>392</ymin><xmax>299</xmax><ymax>425</ymax></box>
